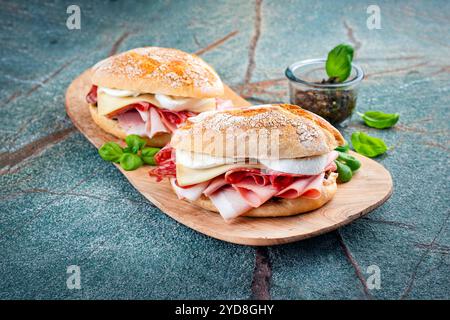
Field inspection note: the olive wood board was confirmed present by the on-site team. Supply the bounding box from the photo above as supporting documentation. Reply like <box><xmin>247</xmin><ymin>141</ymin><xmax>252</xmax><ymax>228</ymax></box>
<box><xmin>65</xmin><ymin>69</ymin><xmax>393</xmax><ymax>246</ymax></box>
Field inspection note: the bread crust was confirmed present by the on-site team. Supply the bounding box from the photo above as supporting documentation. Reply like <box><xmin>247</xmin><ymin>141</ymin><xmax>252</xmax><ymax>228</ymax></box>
<box><xmin>171</xmin><ymin>104</ymin><xmax>345</xmax><ymax>159</ymax></box>
<box><xmin>184</xmin><ymin>173</ymin><xmax>338</xmax><ymax>218</ymax></box>
<box><xmin>89</xmin><ymin>105</ymin><xmax>170</xmax><ymax>147</ymax></box>
<box><xmin>91</xmin><ymin>47</ymin><xmax>224</xmax><ymax>98</ymax></box>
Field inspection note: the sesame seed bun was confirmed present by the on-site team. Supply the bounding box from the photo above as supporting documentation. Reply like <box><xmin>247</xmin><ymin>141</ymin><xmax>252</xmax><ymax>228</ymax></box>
<box><xmin>91</xmin><ymin>47</ymin><xmax>224</xmax><ymax>98</ymax></box>
<box><xmin>171</xmin><ymin>104</ymin><xmax>345</xmax><ymax>159</ymax></box>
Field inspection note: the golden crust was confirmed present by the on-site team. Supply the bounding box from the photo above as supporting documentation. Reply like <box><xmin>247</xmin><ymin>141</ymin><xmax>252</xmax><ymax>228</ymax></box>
<box><xmin>171</xmin><ymin>104</ymin><xmax>345</xmax><ymax>159</ymax></box>
<box><xmin>185</xmin><ymin>173</ymin><xmax>338</xmax><ymax>217</ymax></box>
<box><xmin>91</xmin><ymin>47</ymin><xmax>224</xmax><ymax>98</ymax></box>
<box><xmin>89</xmin><ymin>105</ymin><xmax>170</xmax><ymax>147</ymax></box>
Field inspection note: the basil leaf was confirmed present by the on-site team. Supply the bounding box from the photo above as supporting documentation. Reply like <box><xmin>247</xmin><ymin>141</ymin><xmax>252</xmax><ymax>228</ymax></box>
<box><xmin>119</xmin><ymin>153</ymin><xmax>143</xmax><ymax>171</ymax></box>
<box><xmin>335</xmin><ymin>142</ymin><xmax>349</xmax><ymax>153</ymax></box>
<box><xmin>351</xmin><ymin>132</ymin><xmax>388</xmax><ymax>158</ymax></box>
<box><xmin>123</xmin><ymin>147</ymin><xmax>133</xmax><ymax>154</ymax></box>
<box><xmin>357</xmin><ymin>111</ymin><xmax>400</xmax><ymax>129</ymax></box>
<box><xmin>98</xmin><ymin>142</ymin><xmax>123</xmax><ymax>163</ymax></box>
<box><xmin>141</xmin><ymin>147</ymin><xmax>161</xmax><ymax>165</ymax></box>
<box><xmin>326</xmin><ymin>44</ymin><xmax>354</xmax><ymax>82</ymax></box>
<box><xmin>335</xmin><ymin>160</ymin><xmax>353</xmax><ymax>183</ymax></box>
<box><xmin>125</xmin><ymin>134</ymin><xmax>146</xmax><ymax>154</ymax></box>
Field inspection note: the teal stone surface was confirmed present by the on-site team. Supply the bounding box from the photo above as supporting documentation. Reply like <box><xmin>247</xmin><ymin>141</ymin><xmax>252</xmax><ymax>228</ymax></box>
<box><xmin>0</xmin><ymin>0</ymin><xmax>449</xmax><ymax>299</ymax></box>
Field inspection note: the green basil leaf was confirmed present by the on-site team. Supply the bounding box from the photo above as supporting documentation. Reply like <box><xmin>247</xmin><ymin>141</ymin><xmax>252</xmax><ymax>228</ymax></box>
<box><xmin>125</xmin><ymin>134</ymin><xmax>146</xmax><ymax>154</ymax></box>
<box><xmin>123</xmin><ymin>147</ymin><xmax>133</xmax><ymax>154</ymax></box>
<box><xmin>335</xmin><ymin>160</ymin><xmax>353</xmax><ymax>183</ymax></box>
<box><xmin>326</xmin><ymin>44</ymin><xmax>354</xmax><ymax>82</ymax></box>
<box><xmin>141</xmin><ymin>147</ymin><xmax>161</xmax><ymax>165</ymax></box>
<box><xmin>98</xmin><ymin>142</ymin><xmax>123</xmax><ymax>163</ymax></box>
<box><xmin>357</xmin><ymin>110</ymin><xmax>399</xmax><ymax>129</ymax></box>
<box><xmin>335</xmin><ymin>142</ymin><xmax>350</xmax><ymax>153</ymax></box>
<box><xmin>351</xmin><ymin>131</ymin><xmax>388</xmax><ymax>158</ymax></box>
<box><xmin>337</xmin><ymin>151</ymin><xmax>361</xmax><ymax>171</ymax></box>
<box><xmin>119</xmin><ymin>153</ymin><xmax>143</xmax><ymax>171</ymax></box>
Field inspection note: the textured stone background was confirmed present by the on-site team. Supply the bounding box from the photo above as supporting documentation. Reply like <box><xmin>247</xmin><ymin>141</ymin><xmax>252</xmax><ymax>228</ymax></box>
<box><xmin>0</xmin><ymin>0</ymin><xmax>449</xmax><ymax>299</ymax></box>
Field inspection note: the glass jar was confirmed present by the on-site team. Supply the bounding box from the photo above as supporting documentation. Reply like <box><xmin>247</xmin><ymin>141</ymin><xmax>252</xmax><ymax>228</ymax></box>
<box><xmin>285</xmin><ymin>58</ymin><xmax>364</xmax><ymax>127</ymax></box>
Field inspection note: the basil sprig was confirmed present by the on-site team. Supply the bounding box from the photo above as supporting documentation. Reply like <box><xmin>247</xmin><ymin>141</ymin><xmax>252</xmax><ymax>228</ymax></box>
<box><xmin>326</xmin><ymin>44</ymin><xmax>354</xmax><ymax>82</ymax></box>
<box><xmin>333</xmin><ymin>145</ymin><xmax>361</xmax><ymax>183</ymax></box>
<box><xmin>141</xmin><ymin>147</ymin><xmax>160</xmax><ymax>166</ymax></box>
<box><xmin>351</xmin><ymin>132</ymin><xmax>388</xmax><ymax>158</ymax></box>
<box><xmin>98</xmin><ymin>134</ymin><xmax>161</xmax><ymax>171</ymax></box>
<box><xmin>98</xmin><ymin>142</ymin><xmax>124</xmax><ymax>163</ymax></box>
<box><xmin>357</xmin><ymin>110</ymin><xmax>399</xmax><ymax>129</ymax></box>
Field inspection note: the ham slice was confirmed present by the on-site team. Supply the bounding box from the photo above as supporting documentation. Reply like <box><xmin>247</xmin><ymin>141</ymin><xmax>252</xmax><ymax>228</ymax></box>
<box><xmin>117</xmin><ymin>105</ymin><xmax>175</xmax><ymax>138</ymax></box>
<box><xmin>149</xmin><ymin>107</ymin><xmax>169</xmax><ymax>137</ymax></box>
<box><xmin>170</xmin><ymin>178</ymin><xmax>209</xmax><ymax>201</ymax></box>
<box><xmin>86</xmin><ymin>85</ymin><xmax>98</xmax><ymax>104</ymax></box>
<box><xmin>152</xmin><ymin>146</ymin><xmax>339</xmax><ymax>220</ymax></box>
<box><xmin>232</xmin><ymin>177</ymin><xmax>279</xmax><ymax>207</ymax></box>
<box><xmin>203</xmin><ymin>176</ymin><xmax>228</xmax><ymax>196</ymax></box>
<box><xmin>117</xmin><ymin>111</ymin><xmax>147</xmax><ymax>136</ymax></box>
<box><xmin>276</xmin><ymin>173</ymin><xmax>325</xmax><ymax>199</ymax></box>
<box><xmin>208</xmin><ymin>186</ymin><xmax>253</xmax><ymax>220</ymax></box>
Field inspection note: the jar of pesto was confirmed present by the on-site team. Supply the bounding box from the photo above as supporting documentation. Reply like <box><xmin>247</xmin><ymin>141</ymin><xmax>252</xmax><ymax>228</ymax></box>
<box><xmin>285</xmin><ymin>58</ymin><xmax>364</xmax><ymax>127</ymax></box>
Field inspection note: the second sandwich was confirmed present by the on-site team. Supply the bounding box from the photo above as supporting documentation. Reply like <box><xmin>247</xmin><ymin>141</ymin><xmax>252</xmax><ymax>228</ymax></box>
<box><xmin>86</xmin><ymin>47</ymin><xmax>227</xmax><ymax>147</ymax></box>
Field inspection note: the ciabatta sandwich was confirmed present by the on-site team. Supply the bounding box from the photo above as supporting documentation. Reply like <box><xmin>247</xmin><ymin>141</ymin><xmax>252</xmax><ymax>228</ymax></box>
<box><xmin>149</xmin><ymin>104</ymin><xmax>345</xmax><ymax>220</ymax></box>
<box><xmin>86</xmin><ymin>47</ymin><xmax>228</xmax><ymax>147</ymax></box>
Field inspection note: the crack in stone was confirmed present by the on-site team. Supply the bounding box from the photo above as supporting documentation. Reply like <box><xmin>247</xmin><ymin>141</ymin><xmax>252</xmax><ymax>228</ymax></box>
<box><xmin>251</xmin><ymin>247</ymin><xmax>272</xmax><ymax>300</ymax></box>
<box><xmin>358</xmin><ymin>55</ymin><xmax>425</xmax><ymax>61</ymax></box>
<box><xmin>423</xmin><ymin>141</ymin><xmax>450</xmax><ymax>152</ymax></box>
<box><xmin>365</xmin><ymin>62</ymin><xmax>429</xmax><ymax>79</ymax></box>
<box><xmin>343</xmin><ymin>20</ymin><xmax>362</xmax><ymax>52</ymax></box>
<box><xmin>194</xmin><ymin>30</ymin><xmax>239</xmax><ymax>56</ymax></box>
<box><xmin>26</xmin><ymin>59</ymin><xmax>75</xmax><ymax>97</ymax></box>
<box><xmin>362</xmin><ymin>217</ymin><xmax>416</xmax><ymax>230</ymax></box>
<box><xmin>0</xmin><ymin>59</ymin><xmax>75</xmax><ymax>108</ymax></box>
<box><xmin>401</xmin><ymin>210</ymin><xmax>450</xmax><ymax>299</ymax></box>
<box><xmin>0</xmin><ymin>172</ymin><xmax>97</xmax><ymax>242</ymax></box>
<box><xmin>235</xmin><ymin>78</ymin><xmax>287</xmax><ymax>101</ymax></box>
<box><xmin>429</xmin><ymin>65</ymin><xmax>450</xmax><ymax>77</ymax></box>
<box><xmin>336</xmin><ymin>230</ymin><xmax>373</xmax><ymax>299</ymax></box>
<box><xmin>0</xmin><ymin>127</ymin><xmax>76</xmax><ymax>170</ymax></box>
<box><xmin>109</xmin><ymin>31</ymin><xmax>131</xmax><ymax>56</ymax></box>
<box><xmin>0</xmin><ymin>91</ymin><xmax>22</xmax><ymax>108</ymax></box>
<box><xmin>243</xmin><ymin>0</ymin><xmax>263</xmax><ymax>87</ymax></box>
<box><xmin>414</xmin><ymin>242</ymin><xmax>450</xmax><ymax>255</ymax></box>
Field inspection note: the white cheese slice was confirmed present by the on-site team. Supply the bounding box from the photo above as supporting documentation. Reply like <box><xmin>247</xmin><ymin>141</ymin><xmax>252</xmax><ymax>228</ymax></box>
<box><xmin>98</xmin><ymin>87</ymin><xmax>140</xmax><ymax>97</ymax></box>
<box><xmin>176</xmin><ymin>149</ymin><xmax>238</xmax><ymax>169</ymax></box>
<box><xmin>97</xmin><ymin>91</ymin><xmax>159</xmax><ymax>116</ymax></box>
<box><xmin>155</xmin><ymin>94</ymin><xmax>216</xmax><ymax>112</ymax></box>
<box><xmin>259</xmin><ymin>153</ymin><xmax>329</xmax><ymax>175</ymax></box>
<box><xmin>176</xmin><ymin>163</ymin><xmax>262</xmax><ymax>186</ymax></box>
<box><xmin>96</xmin><ymin>91</ymin><xmax>216</xmax><ymax>117</ymax></box>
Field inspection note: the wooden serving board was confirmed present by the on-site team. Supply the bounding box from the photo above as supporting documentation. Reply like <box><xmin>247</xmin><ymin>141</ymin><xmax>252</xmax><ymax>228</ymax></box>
<box><xmin>65</xmin><ymin>69</ymin><xmax>393</xmax><ymax>246</ymax></box>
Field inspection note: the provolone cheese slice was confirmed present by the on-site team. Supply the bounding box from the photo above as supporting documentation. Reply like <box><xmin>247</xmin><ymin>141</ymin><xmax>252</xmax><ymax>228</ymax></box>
<box><xmin>97</xmin><ymin>91</ymin><xmax>217</xmax><ymax>117</ymax></box>
<box><xmin>97</xmin><ymin>92</ymin><xmax>159</xmax><ymax>116</ymax></box>
<box><xmin>176</xmin><ymin>163</ymin><xmax>262</xmax><ymax>186</ymax></box>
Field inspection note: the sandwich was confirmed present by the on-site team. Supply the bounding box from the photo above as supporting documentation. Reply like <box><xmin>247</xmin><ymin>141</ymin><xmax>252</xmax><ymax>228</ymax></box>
<box><xmin>149</xmin><ymin>104</ymin><xmax>345</xmax><ymax>220</ymax></box>
<box><xmin>86</xmin><ymin>47</ymin><xmax>228</xmax><ymax>147</ymax></box>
